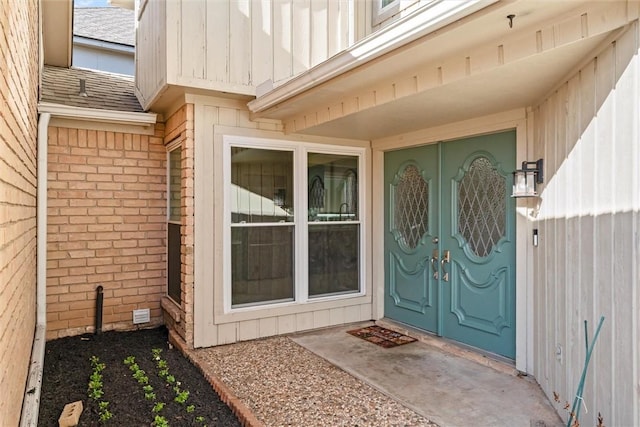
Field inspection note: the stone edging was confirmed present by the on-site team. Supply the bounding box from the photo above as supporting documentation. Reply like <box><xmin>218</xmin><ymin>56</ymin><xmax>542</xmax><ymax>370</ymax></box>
<box><xmin>167</xmin><ymin>330</ymin><xmax>265</xmax><ymax>427</ymax></box>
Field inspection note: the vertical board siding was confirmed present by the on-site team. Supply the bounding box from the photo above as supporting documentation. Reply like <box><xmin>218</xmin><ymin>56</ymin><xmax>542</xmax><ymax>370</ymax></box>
<box><xmin>252</xmin><ymin>0</ymin><xmax>273</xmax><ymax>86</ymax></box>
<box><xmin>292</xmin><ymin>0</ymin><xmax>311</xmax><ymax>75</ymax></box>
<box><xmin>0</xmin><ymin>2</ymin><xmax>39</xmax><ymax>425</ymax></box>
<box><xmin>180</xmin><ymin>0</ymin><xmax>206</xmax><ymax>79</ymax></box>
<box><xmin>206</xmin><ymin>0</ymin><xmax>230</xmax><ymax>83</ymax></box>
<box><xmin>136</xmin><ymin>0</ymin><xmax>167</xmax><ymax>105</ymax></box>
<box><xmin>136</xmin><ymin>0</ymin><xmax>359</xmax><ymax>102</ymax></box>
<box><xmin>532</xmin><ymin>23</ymin><xmax>639</xmax><ymax>426</ymax></box>
<box><xmin>273</xmin><ymin>0</ymin><xmax>292</xmax><ymax>82</ymax></box>
<box><xmin>228</xmin><ymin>0</ymin><xmax>252</xmax><ymax>86</ymax></box>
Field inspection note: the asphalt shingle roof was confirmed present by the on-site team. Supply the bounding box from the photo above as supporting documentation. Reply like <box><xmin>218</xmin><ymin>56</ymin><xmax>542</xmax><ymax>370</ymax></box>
<box><xmin>41</xmin><ymin>65</ymin><xmax>143</xmax><ymax>112</ymax></box>
<box><xmin>74</xmin><ymin>7</ymin><xmax>135</xmax><ymax>47</ymax></box>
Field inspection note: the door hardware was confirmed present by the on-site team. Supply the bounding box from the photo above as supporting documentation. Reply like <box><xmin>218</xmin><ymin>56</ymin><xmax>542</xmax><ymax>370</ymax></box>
<box><xmin>430</xmin><ymin>249</ymin><xmax>439</xmax><ymax>280</ymax></box>
<box><xmin>441</xmin><ymin>250</ymin><xmax>450</xmax><ymax>282</ymax></box>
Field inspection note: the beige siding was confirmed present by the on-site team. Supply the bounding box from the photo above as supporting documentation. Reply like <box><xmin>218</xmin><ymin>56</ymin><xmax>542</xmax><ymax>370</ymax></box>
<box><xmin>136</xmin><ymin>0</ymin><xmax>358</xmax><ymax>107</ymax></box>
<box><xmin>184</xmin><ymin>95</ymin><xmax>371</xmax><ymax>348</ymax></box>
<box><xmin>46</xmin><ymin>125</ymin><xmax>167</xmax><ymax>339</ymax></box>
<box><xmin>0</xmin><ymin>1</ymin><xmax>39</xmax><ymax>425</ymax></box>
<box><xmin>532</xmin><ymin>23</ymin><xmax>639</xmax><ymax>426</ymax></box>
<box><xmin>135</xmin><ymin>0</ymin><xmax>167</xmax><ymax>107</ymax></box>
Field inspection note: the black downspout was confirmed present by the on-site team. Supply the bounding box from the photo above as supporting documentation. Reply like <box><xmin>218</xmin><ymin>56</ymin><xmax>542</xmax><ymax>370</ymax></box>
<box><xmin>95</xmin><ymin>285</ymin><xmax>104</xmax><ymax>335</ymax></box>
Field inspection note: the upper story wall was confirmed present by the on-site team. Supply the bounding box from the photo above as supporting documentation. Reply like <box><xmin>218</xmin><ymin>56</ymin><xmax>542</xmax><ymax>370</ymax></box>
<box><xmin>136</xmin><ymin>0</ymin><xmax>364</xmax><ymax>110</ymax></box>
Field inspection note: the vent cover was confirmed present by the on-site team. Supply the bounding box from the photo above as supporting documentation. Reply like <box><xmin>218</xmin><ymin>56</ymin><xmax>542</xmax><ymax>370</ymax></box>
<box><xmin>132</xmin><ymin>308</ymin><xmax>150</xmax><ymax>324</ymax></box>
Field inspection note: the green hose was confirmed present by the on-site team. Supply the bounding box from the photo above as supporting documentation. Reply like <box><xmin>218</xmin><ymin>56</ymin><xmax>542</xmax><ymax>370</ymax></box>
<box><xmin>566</xmin><ymin>316</ymin><xmax>605</xmax><ymax>427</ymax></box>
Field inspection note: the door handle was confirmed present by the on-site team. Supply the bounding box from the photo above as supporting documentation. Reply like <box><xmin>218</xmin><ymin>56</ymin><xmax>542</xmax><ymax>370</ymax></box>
<box><xmin>440</xmin><ymin>250</ymin><xmax>450</xmax><ymax>282</ymax></box>
<box><xmin>430</xmin><ymin>249</ymin><xmax>439</xmax><ymax>280</ymax></box>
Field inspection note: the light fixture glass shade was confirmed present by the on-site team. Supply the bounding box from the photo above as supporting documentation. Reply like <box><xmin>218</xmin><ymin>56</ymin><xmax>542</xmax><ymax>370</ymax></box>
<box><xmin>512</xmin><ymin>170</ymin><xmax>537</xmax><ymax>197</ymax></box>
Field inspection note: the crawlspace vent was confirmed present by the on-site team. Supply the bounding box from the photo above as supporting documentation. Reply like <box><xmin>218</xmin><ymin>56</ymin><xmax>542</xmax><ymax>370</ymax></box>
<box><xmin>133</xmin><ymin>308</ymin><xmax>150</xmax><ymax>324</ymax></box>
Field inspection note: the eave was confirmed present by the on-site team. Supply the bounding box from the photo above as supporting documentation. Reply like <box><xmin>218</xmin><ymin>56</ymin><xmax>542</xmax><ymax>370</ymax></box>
<box><xmin>249</xmin><ymin>1</ymin><xmax>639</xmax><ymax>141</ymax></box>
<box><xmin>42</xmin><ymin>0</ymin><xmax>73</xmax><ymax>67</ymax></box>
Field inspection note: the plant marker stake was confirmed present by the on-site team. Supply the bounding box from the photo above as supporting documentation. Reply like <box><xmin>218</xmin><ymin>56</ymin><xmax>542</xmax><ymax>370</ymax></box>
<box><xmin>566</xmin><ymin>316</ymin><xmax>605</xmax><ymax>427</ymax></box>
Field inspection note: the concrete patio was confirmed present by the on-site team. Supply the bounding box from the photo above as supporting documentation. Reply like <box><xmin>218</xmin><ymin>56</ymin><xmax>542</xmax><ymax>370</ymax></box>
<box><xmin>183</xmin><ymin>321</ymin><xmax>563</xmax><ymax>427</ymax></box>
<box><xmin>292</xmin><ymin>321</ymin><xmax>563</xmax><ymax>427</ymax></box>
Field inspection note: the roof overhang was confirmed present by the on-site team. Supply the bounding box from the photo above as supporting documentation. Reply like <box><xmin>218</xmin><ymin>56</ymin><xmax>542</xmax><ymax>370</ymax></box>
<box><xmin>42</xmin><ymin>0</ymin><xmax>73</xmax><ymax>67</ymax></box>
<box><xmin>250</xmin><ymin>1</ymin><xmax>639</xmax><ymax>141</ymax></box>
<box><xmin>39</xmin><ymin>101</ymin><xmax>157</xmax><ymax>134</ymax></box>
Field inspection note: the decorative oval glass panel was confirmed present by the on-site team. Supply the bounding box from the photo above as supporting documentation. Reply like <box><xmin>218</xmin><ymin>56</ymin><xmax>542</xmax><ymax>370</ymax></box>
<box><xmin>393</xmin><ymin>165</ymin><xmax>428</xmax><ymax>250</ymax></box>
<box><xmin>458</xmin><ymin>156</ymin><xmax>506</xmax><ymax>257</ymax></box>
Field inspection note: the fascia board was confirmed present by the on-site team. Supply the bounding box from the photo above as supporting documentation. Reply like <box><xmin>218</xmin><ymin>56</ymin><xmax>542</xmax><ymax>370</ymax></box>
<box><xmin>248</xmin><ymin>0</ymin><xmax>498</xmax><ymax>114</ymax></box>
<box><xmin>38</xmin><ymin>102</ymin><xmax>157</xmax><ymax>125</ymax></box>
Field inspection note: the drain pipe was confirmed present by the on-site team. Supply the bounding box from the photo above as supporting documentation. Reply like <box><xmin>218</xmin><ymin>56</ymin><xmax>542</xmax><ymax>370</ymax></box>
<box><xmin>95</xmin><ymin>286</ymin><xmax>104</xmax><ymax>334</ymax></box>
<box><xmin>20</xmin><ymin>112</ymin><xmax>50</xmax><ymax>427</ymax></box>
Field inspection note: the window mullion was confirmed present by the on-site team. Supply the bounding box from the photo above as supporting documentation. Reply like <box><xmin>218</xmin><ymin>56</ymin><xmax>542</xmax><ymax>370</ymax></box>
<box><xmin>297</xmin><ymin>147</ymin><xmax>309</xmax><ymax>303</ymax></box>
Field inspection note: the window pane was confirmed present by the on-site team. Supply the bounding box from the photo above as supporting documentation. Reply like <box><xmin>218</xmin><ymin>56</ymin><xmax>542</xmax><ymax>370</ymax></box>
<box><xmin>308</xmin><ymin>224</ymin><xmax>359</xmax><ymax>297</ymax></box>
<box><xmin>167</xmin><ymin>223</ymin><xmax>181</xmax><ymax>303</ymax></box>
<box><xmin>169</xmin><ymin>148</ymin><xmax>181</xmax><ymax>222</ymax></box>
<box><xmin>231</xmin><ymin>225</ymin><xmax>294</xmax><ymax>306</ymax></box>
<box><xmin>231</xmin><ymin>147</ymin><xmax>294</xmax><ymax>223</ymax></box>
<box><xmin>308</xmin><ymin>153</ymin><xmax>358</xmax><ymax>222</ymax></box>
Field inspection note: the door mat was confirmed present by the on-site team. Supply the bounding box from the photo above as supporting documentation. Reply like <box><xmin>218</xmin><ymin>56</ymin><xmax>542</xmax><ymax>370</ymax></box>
<box><xmin>347</xmin><ymin>325</ymin><xmax>417</xmax><ymax>348</ymax></box>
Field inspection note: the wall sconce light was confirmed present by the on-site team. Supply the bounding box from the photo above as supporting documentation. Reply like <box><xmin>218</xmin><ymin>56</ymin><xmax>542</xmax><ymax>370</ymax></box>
<box><xmin>512</xmin><ymin>159</ymin><xmax>543</xmax><ymax>198</ymax></box>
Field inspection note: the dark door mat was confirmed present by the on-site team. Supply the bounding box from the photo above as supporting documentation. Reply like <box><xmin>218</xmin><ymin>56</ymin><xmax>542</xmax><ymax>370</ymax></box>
<box><xmin>347</xmin><ymin>325</ymin><xmax>417</xmax><ymax>348</ymax></box>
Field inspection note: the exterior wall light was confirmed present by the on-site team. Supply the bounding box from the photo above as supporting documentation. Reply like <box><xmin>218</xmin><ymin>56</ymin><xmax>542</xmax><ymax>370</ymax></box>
<box><xmin>512</xmin><ymin>159</ymin><xmax>543</xmax><ymax>197</ymax></box>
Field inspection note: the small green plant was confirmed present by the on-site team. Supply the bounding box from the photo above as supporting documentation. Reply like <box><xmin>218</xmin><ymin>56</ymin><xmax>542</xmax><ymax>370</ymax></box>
<box><xmin>153</xmin><ymin>415</ymin><xmax>169</xmax><ymax>427</ymax></box>
<box><xmin>150</xmin><ymin>348</ymin><xmax>211</xmax><ymax>425</ymax></box>
<box><xmin>88</xmin><ymin>356</ymin><xmax>112</xmax><ymax>424</ymax></box>
<box><xmin>124</xmin><ymin>354</ymin><xmax>164</xmax><ymax>423</ymax></box>
<box><xmin>174</xmin><ymin>389</ymin><xmax>189</xmax><ymax>404</ymax></box>
<box><xmin>98</xmin><ymin>401</ymin><xmax>113</xmax><ymax>422</ymax></box>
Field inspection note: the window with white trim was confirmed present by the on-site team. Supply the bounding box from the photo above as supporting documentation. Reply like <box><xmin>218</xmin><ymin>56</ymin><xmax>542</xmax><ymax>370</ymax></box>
<box><xmin>373</xmin><ymin>0</ymin><xmax>419</xmax><ymax>26</ymax></box>
<box><xmin>224</xmin><ymin>136</ymin><xmax>365</xmax><ymax>310</ymax></box>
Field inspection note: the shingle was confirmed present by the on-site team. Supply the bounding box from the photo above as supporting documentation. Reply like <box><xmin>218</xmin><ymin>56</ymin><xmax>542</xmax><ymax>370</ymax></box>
<box><xmin>74</xmin><ymin>7</ymin><xmax>135</xmax><ymax>47</ymax></box>
<box><xmin>41</xmin><ymin>65</ymin><xmax>143</xmax><ymax>112</ymax></box>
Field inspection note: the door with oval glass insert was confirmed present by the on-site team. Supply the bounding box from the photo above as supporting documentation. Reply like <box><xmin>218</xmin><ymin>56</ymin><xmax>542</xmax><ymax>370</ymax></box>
<box><xmin>384</xmin><ymin>131</ymin><xmax>516</xmax><ymax>359</ymax></box>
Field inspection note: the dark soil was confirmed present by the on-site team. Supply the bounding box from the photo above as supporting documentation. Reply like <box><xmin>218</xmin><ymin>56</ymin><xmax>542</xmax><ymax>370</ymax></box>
<box><xmin>38</xmin><ymin>327</ymin><xmax>241</xmax><ymax>427</ymax></box>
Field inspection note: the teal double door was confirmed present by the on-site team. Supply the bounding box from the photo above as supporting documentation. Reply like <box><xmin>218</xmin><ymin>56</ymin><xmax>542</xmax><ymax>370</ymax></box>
<box><xmin>384</xmin><ymin>131</ymin><xmax>516</xmax><ymax>359</ymax></box>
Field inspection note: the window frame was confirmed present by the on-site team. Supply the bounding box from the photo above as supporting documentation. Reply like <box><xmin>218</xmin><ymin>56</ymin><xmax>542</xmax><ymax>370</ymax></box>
<box><xmin>166</xmin><ymin>140</ymin><xmax>182</xmax><ymax>304</ymax></box>
<box><xmin>222</xmin><ymin>135</ymin><xmax>366</xmax><ymax>314</ymax></box>
<box><xmin>372</xmin><ymin>0</ymin><xmax>419</xmax><ymax>26</ymax></box>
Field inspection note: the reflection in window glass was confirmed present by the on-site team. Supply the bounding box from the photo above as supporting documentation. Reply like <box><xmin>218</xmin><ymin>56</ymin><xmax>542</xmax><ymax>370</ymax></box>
<box><xmin>307</xmin><ymin>153</ymin><xmax>358</xmax><ymax>222</ymax></box>
<box><xmin>231</xmin><ymin>147</ymin><xmax>295</xmax><ymax>307</ymax></box>
<box><xmin>231</xmin><ymin>226</ymin><xmax>294</xmax><ymax>306</ymax></box>
<box><xmin>231</xmin><ymin>147</ymin><xmax>294</xmax><ymax>223</ymax></box>
<box><xmin>308</xmin><ymin>153</ymin><xmax>360</xmax><ymax>297</ymax></box>
<box><xmin>169</xmin><ymin>148</ymin><xmax>181</xmax><ymax>222</ymax></box>
<box><xmin>308</xmin><ymin>224</ymin><xmax>359</xmax><ymax>297</ymax></box>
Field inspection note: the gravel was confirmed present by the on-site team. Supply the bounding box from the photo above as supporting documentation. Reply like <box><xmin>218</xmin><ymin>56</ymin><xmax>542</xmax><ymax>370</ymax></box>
<box><xmin>190</xmin><ymin>336</ymin><xmax>437</xmax><ymax>427</ymax></box>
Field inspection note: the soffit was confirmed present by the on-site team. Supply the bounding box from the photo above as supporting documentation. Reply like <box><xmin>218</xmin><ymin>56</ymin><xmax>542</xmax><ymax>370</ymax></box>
<box><xmin>252</xmin><ymin>1</ymin><xmax>634</xmax><ymax>140</ymax></box>
<box><xmin>42</xmin><ymin>0</ymin><xmax>73</xmax><ymax>67</ymax></box>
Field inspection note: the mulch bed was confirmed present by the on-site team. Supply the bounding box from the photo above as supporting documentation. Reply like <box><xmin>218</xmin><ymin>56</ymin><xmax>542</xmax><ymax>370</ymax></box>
<box><xmin>38</xmin><ymin>327</ymin><xmax>241</xmax><ymax>426</ymax></box>
<box><xmin>347</xmin><ymin>325</ymin><xmax>417</xmax><ymax>348</ymax></box>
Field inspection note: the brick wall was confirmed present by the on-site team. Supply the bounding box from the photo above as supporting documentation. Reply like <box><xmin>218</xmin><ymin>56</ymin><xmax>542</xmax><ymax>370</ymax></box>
<box><xmin>0</xmin><ymin>1</ymin><xmax>39</xmax><ymax>425</ymax></box>
<box><xmin>46</xmin><ymin>125</ymin><xmax>167</xmax><ymax>339</ymax></box>
<box><xmin>161</xmin><ymin>104</ymin><xmax>195</xmax><ymax>346</ymax></box>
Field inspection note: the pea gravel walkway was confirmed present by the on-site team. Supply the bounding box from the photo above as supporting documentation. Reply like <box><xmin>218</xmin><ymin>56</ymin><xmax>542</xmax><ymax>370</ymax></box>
<box><xmin>188</xmin><ymin>335</ymin><xmax>436</xmax><ymax>427</ymax></box>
